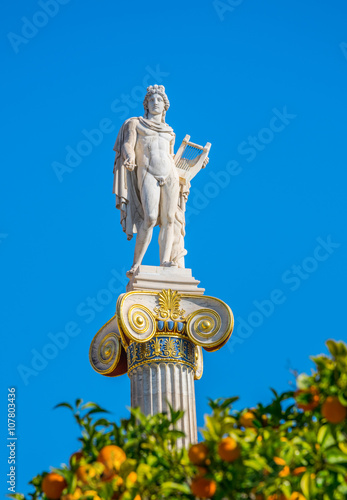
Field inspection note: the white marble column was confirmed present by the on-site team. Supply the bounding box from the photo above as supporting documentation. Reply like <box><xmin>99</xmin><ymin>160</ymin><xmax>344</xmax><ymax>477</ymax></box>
<box><xmin>90</xmin><ymin>269</ymin><xmax>234</xmax><ymax>449</ymax></box>
<box><xmin>129</xmin><ymin>362</ymin><xmax>197</xmax><ymax>447</ymax></box>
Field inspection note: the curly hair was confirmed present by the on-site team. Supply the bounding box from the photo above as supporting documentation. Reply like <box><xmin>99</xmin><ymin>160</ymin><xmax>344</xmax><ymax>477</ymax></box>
<box><xmin>143</xmin><ymin>84</ymin><xmax>170</xmax><ymax>123</ymax></box>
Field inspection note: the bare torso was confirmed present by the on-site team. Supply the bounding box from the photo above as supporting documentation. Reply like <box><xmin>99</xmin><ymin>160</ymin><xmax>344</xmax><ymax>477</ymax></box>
<box><xmin>135</xmin><ymin>121</ymin><xmax>176</xmax><ymax>182</ymax></box>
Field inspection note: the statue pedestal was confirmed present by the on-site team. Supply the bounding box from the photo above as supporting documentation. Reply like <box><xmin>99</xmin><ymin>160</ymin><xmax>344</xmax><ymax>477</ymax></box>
<box><xmin>90</xmin><ymin>266</ymin><xmax>233</xmax><ymax>448</ymax></box>
<box><xmin>126</xmin><ymin>265</ymin><xmax>204</xmax><ymax>295</ymax></box>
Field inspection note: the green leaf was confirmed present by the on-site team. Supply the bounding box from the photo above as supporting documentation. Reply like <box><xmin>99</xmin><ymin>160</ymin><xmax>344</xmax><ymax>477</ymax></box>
<box><xmin>204</xmin><ymin>415</ymin><xmax>220</xmax><ymax>440</ymax></box>
<box><xmin>146</xmin><ymin>455</ymin><xmax>158</xmax><ymax>467</ymax></box>
<box><xmin>317</xmin><ymin>425</ymin><xmax>336</xmax><ymax>449</ymax></box>
<box><xmin>326</xmin><ymin>339</ymin><xmax>339</xmax><ymax>357</ymax></box>
<box><xmin>160</xmin><ymin>482</ymin><xmax>191</xmax><ymax>494</ymax></box>
<box><xmin>69</xmin><ymin>474</ymin><xmax>77</xmax><ymax>494</ymax></box>
<box><xmin>54</xmin><ymin>402</ymin><xmax>73</xmax><ymax>411</ymax></box>
<box><xmin>336</xmin><ymin>341</ymin><xmax>347</xmax><ymax>356</ymax></box>
<box><xmin>301</xmin><ymin>471</ymin><xmax>315</xmax><ymax>499</ymax></box>
<box><xmin>325</xmin><ymin>464</ymin><xmax>347</xmax><ymax>474</ymax></box>
<box><xmin>243</xmin><ymin>458</ymin><xmax>264</xmax><ymax>471</ymax></box>
<box><xmin>87</xmin><ymin>408</ymin><xmax>109</xmax><ymax>416</ymax></box>
<box><xmin>325</xmin><ymin>447</ymin><xmax>347</xmax><ymax>464</ymax></box>
<box><xmin>93</xmin><ymin>418</ymin><xmax>112</xmax><ymax>427</ymax></box>
<box><xmin>338</xmin><ymin>442</ymin><xmax>347</xmax><ymax>454</ymax></box>
<box><xmin>168</xmin><ymin>430</ymin><xmax>185</xmax><ymax>439</ymax></box>
<box><xmin>270</xmin><ymin>388</ymin><xmax>278</xmax><ymax>398</ymax></box>
<box><xmin>219</xmin><ymin>397</ymin><xmax>239</xmax><ymax>409</ymax></box>
<box><xmin>338</xmin><ymin>393</ymin><xmax>347</xmax><ymax>406</ymax></box>
<box><xmin>81</xmin><ymin>402</ymin><xmax>100</xmax><ymax>410</ymax></box>
<box><xmin>130</xmin><ymin>407</ymin><xmax>148</xmax><ymax>425</ymax></box>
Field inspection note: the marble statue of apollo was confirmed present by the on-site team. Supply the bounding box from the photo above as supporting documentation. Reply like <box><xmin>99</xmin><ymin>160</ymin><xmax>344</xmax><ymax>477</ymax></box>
<box><xmin>113</xmin><ymin>85</ymin><xmax>186</xmax><ymax>276</ymax></box>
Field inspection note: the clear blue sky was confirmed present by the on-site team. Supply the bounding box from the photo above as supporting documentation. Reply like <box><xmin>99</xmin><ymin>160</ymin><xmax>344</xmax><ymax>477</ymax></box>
<box><xmin>2</xmin><ymin>0</ymin><xmax>347</xmax><ymax>496</ymax></box>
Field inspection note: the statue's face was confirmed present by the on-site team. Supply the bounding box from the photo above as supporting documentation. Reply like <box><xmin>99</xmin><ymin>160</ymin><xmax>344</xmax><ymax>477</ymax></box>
<box><xmin>147</xmin><ymin>93</ymin><xmax>165</xmax><ymax>116</ymax></box>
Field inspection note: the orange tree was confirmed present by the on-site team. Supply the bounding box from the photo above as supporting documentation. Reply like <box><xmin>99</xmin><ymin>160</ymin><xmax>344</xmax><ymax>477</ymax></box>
<box><xmin>10</xmin><ymin>339</ymin><xmax>347</xmax><ymax>500</ymax></box>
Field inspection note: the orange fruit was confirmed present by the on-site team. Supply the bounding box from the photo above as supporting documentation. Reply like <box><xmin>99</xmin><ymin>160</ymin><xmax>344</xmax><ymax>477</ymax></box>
<box><xmin>290</xmin><ymin>493</ymin><xmax>306</xmax><ymax>500</ymax></box>
<box><xmin>295</xmin><ymin>387</ymin><xmax>320</xmax><ymax>412</ymax></box>
<box><xmin>62</xmin><ymin>490</ymin><xmax>81</xmax><ymax>500</ymax></box>
<box><xmin>42</xmin><ymin>473</ymin><xmax>67</xmax><ymax>500</ymax></box>
<box><xmin>321</xmin><ymin>396</ymin><xmax>347</xmax><ymax>424</ymax></box>
<box><xmin>97</xmin><ymin>445</ymin><xmax>126</xmax><ymax>474</ymax></box>
<box><xmin>188</xmin><ymin>443</ymin><xmax>209</xmax><ymax>465</ymax></box>
<box><xmin>113</xmin><ymin>475</ymin><xmax>123</xmax><ymax>487</ymax></box>
<box><xmin>76</xmin><ymin>464</ymin><xmax>96</xmax><ymax>484</ymax></box>
<box><xmin>293</xmin><ymin>467</ymin><xmax>307</xmax><ymax>476</ymax></box>
<box><xmin>62</xmin><ymin>489</ymin><xmax>82</xmax><ymax>500</ymax></box>
<box><xmin>240</xmin><ymin>411</ymin><xmax>256</xmax><ymax>427</ymax></box>
<box><xmin>191</xmin><ymin>477</ymin><xmax>217</xmax><ymax>498</ymax></box>
<box><xmin>273</xmin><ymin>457</ymin><xmax>286</xmax><ymax>466</ymax></box>
<box><xmin>127</xmin><ymin>471</ymin><xmax>137</xmax><ymax>483</ymax></box>
<box><xmin>217</xmin><ymin>437</ymin><xmax>241</xmax><ymax>462</ymax></box>
<box><xmin>279</xmin><ymin>465</ymin><xmax>290</xmax><ymax>477</ymax></box>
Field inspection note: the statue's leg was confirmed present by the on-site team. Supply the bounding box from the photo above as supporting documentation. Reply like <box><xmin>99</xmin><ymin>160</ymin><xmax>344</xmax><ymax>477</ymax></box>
<box><xmin>159</xmin><ymin>173</ymin><xmax>180</xmax><ymax>265</ymax></box>
<box><xmin>129</xmin><ymin>171</ymin><xmax>160</xmax><ymax>273</ymax></box>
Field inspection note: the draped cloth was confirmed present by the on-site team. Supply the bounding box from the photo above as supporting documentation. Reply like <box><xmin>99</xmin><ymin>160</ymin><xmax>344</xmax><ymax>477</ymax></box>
<box><xmin>138</xmin><ymin>116</ymin><xmax>175</xmax><ymax>136</ymax></box>
<box><xmin>113</xmin><ymin>118</ymin><xmax>143</xmax><ymax>241</ymax></box>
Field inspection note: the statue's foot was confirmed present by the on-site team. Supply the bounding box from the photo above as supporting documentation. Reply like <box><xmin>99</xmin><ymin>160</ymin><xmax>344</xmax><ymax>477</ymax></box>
<box><xmin>126</xmin><ymin>265</ymin><xmax>138</xmax><ymax>277</ymax></box>
<box><xmin>161</xmin><ymin>261</ymin><xmax>178</xmax><ymax>268</ymax></box>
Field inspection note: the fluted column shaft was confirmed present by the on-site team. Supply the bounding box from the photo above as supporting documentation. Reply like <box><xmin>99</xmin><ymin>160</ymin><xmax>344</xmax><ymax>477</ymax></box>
<box><xmin>129</xmin><ymin>362</ymin><xmax>197</xmax><ymax>447</ymax></box>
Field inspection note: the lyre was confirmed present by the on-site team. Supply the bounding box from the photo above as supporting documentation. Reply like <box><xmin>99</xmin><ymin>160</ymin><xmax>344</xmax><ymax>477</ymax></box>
<box><xmin>174</xmin><ymin>135</ymin><xmax>211</xmax><ymax>185</ymax></box>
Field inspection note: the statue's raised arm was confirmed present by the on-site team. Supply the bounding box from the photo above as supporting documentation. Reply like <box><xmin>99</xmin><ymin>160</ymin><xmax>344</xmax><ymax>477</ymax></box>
<box><xmin>112</xmin><ymin>84</ymin><xmax>211</xmax><ymax>277</ymax></box>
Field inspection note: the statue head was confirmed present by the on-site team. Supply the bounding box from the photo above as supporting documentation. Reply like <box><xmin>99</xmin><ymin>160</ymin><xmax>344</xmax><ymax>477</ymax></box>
<box><xmin>143</xmin><ymin>85</ymin><xmax>170</xmax><ymax>123</ymax></box>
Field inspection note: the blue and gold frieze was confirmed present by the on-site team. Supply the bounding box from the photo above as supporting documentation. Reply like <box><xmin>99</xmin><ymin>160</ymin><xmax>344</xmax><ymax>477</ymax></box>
<box><xmin>127</xmin><ymin>335</ymin><xmax>196</xmax><ymax>374</ymax></box>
